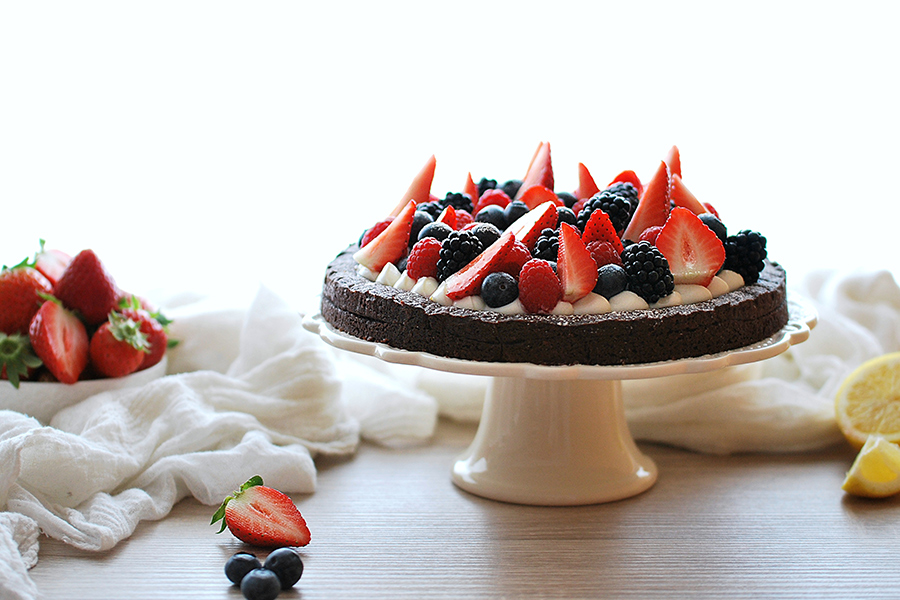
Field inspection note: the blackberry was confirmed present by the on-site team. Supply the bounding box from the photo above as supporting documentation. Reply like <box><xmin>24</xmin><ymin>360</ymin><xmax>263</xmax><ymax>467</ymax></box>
<box><xmin>477</xmin><ymin>177</ymin><xmax>497</xmax><ymax>197</ymax></box>
<box><xmin>604</xmin><ymin>181</ymin><xmax>640</xmax><ymax>208</ymax></box>
<box><xmin>622</xmin><ymin>241</ymin><xmax>674</xmax><ymax>303</ymax></box>
<box><xmin>416</xmin><ymin>201</ymin><xmax>444</xmax><ymax>220</ymax></box>
<box><xmin>532</xmin><ymin>228</ymin><xmax>559</xmax><ymax>262</ymax></box>
<box><xmin>501</xmin><ymin>179</ymin><xmax>523</xmax><ymax>200</ymax></box>
<box><xmin>723</xmin><ymin>230</ymin><xmax>767</xmax><ymax>284</ymax></box>
<box><xmin>436</xmin><ymin>230</ymin><xmax>483</xmax><ymax>281</ymax></box>
<box><xmin>575</xmin><ymin>191</ymin><xmax>634</xmax><ymax>235</ymax></box>
<box><xmin>440</xmin><ymin>192</ymin><xmax>474</xmax><ymax>214</ymax></box>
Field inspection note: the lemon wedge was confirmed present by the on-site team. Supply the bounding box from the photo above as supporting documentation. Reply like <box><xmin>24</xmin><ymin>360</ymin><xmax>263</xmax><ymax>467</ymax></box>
<box><xmin>842</xmin><ymin>435</ymin><xmax>900</xmax><ymax>498</ymax></box>
<box><xmin>834</xmin><ymin>352</ymin><xmax>900</xmax><ymax>450</ymax></box>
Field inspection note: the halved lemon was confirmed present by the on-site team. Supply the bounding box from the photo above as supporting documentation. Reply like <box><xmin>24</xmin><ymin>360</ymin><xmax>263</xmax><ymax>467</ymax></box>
<box><xmin>842</xmin><ymin>435</ymin><xmax>900</xmax><ymax>498</ymax></box>
<box><xmin>834</xmin><ymin>352</ymin><xmax>900</xmax><ymax>450</ymax></box>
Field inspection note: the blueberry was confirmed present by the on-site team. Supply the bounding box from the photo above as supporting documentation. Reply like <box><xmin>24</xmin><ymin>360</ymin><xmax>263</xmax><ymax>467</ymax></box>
<box><xmin>240</xmin><ymin>568</ymin><xmax>281</xmax><ymax>600</ymax></box>
<box><xmin>501</xmin><ymin>179</ymin><xmax>522</xmax><ymax>200</ymax></box>
<box><xmin>475</xmin><ymin>205</ymin><xmax>507</xmax><ymax>230</ymax></box>
<box><xmin>557</xmin><ymin>191</ymin><xmax>578</xmax><ymax>209</ymax></box>
<box><xmin>264</xmin><ymin>547</ymin><xmax>304</xmax><ymax>590</ymax></box>
<box><xmin>481</xmin><ymin>272</ymin><xmax>519</xmax><ymax>308</ymax></box>
<box><xmin>225</xmin><ymin>553</ymin><xmax>262</xmax><ymax>586</ymax></box>
<box><xmin>595</xmin><ymin>264</ymin><xmax>628</xmax><ymax>298</ymax></box>
<box><xmin>504</xmin><ymin>200</ymin><xmax>529</xmax><ymax>226</ymax></box>
<box><xmin>466</xmin><ymin>223</ymin><xmax>502</xmax><ymax>249</ymax></box>
<box><xmin>417</xmin><ymin>221</ymin><xmax>453</xmax><ymax>242</ymax></box>
<box><xmin>410</xmin><ymin>211</ymin><xmax>434</xmax><ymax>246</ymax></box>
<box><xmin>556</xmin><ymin>206</ymin><xmax>577</xmax><ymax>228</ymax></box>
<box><xmin>698</xmin><ymin>213</ymin><xmax>727</xmax><ymax>243</ymax></box>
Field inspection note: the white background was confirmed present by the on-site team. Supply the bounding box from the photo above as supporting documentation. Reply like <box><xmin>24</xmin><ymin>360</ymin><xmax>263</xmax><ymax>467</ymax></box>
<box><xmin>1</xmin><ymin>2</ymin><xmax>898</xmax><ymax>311</ymax></box>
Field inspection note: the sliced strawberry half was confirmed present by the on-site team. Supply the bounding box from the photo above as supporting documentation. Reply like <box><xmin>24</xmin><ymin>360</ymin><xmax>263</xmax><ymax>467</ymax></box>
<box><xmin>28</xmin><ymin>297</ymin><xmax>89</xmax><ymax>384</ymax></box>
<box><xmin>436</xmin><ymin>205</ymin><xmax>458</xmax><ymax>229</ymax></box>
<box><xmin>212</xmin><ymin>475</ymin><xmax>311</xmax><ymax>548</ymax></box>
<box><xmin>507</xmin><ymin>201</ymin><xmax>558</xmax><ymax>250</ymax></box>
<box><xmin>34</xmin><ymin>243</ymin><xmax>72</xmax><ymax>287</ymax></box>
<box><xmin>608</xmin><ymin>169</ymin><xmax>643</xmax><ymax>196</ymax></box>
<box><xmin>575</xmin><ymin>163</ymin><xmax>600</xmax><ymax>200</ymax></box>
<box><xmin>557</xmin><ymin>222</ymin><xmax>598</xmax><ymax>303</ymax></box>
<box><xmin>444</xmin><ymin>231</ymin><xmax>515</xmax><ymax>300</ymax></box>
<box><xmin>581</xmin><ymin>209</ymin><xmax>624</xmax><ymax>254</ymax></box>
<box><xmin>463</xmin><ymin>172</ymin><xmax>480</xmax><ymax>207</ymax></box>
<box><xmin>518</xmin><ymin>185</ymin><xmax>561</xmax><ymax>209</ymax></box>
<box><xmin>670</xmin><ymin>174</ymin><xmax>708</xmax><ymax>215</ymax></box>
<box><xmin>389</xmin><ymin>155</ymin><xmax>435</xmax><ymax>217</ymax></box>
<box><xmin>354</xmin><ymin>200</ymin><xmax>416</xmax><ymax>271</ymax></box>
<box><xmin>514</xmin><ymin>141</ymin><xmax>553</xmax><ymax>199</ymax></box>
<box><xmin>665</xmin><ymin>145</ymin><xmax>682</xmax><ymax>179</ymax></box>
<box><xmin>622</xmin><ymin>160</ymin><xmax>670</xmax><ymax>242</ymax></box>
<box><xmin>655</xmin><ymin>207</ymin><xmax>725</xmax><ymax>286</ymax></box>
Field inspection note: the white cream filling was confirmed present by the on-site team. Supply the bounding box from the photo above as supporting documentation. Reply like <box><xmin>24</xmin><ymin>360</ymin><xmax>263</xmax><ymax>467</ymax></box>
<box><xmin>651</xmin><ymin>291</ymin><xmax>683</xmax><ymax>309</ymax></box>
<box><xmin>609</xmin><ymin>290</ymin><xmax>649</xmax><ymax>312</ymax></box>
<box><xmin>429</xmin><ymin>281</ymin><xmax>452</xmax><ymax>306</ymax></box>
<box><xmin>393</xmin><ymin>272</ymin><xmax>417</xmax><ymax>291</ymax></box>
<box><xmin>413</xmin><ymin>277</ymin><xmax>440</xmax><ymax>299</ymax></box>
<box><xmin>572</xmin><ymin>293</ymin><xmax>612</xmax><ymax>315</ymax></box>
<box><xmin>707</xmin><ymin>276</ymin><xmax>729</xmax><ymax>298</ymax></box>
<box><xmin>719</xmin><ymin>269</ymin><xmax>744</xmax><ymax>291</ymax></box>
<box><xmin>356</xmin><ymin>264</ymin><xmax>379</xmax><ymax>282</ymax></box>
<box><xmin>454</xmin><ymin>295</ymin><xmax>486</xmax><ymax>311</ymax></box>
<box><xmin>551</xmin><ymin>301</ymin><xmax>574</xmax><ymax>315</ymax></box>
<box><xmin>375</xmin><ymin>262</ymin><xmax>401</xmax><ymax>287</ymax></box>
<box><xmin>673</xmin><ymin>284</ymin><xmax>712</xmax><ymax>304</ymax></box>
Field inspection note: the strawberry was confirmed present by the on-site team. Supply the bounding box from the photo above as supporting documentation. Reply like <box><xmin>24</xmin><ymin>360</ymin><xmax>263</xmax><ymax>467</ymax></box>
<box><xmin>53</xmin><ymin>249</ymin><xmax>120</xmax><ymax>326</ymax></box>
<box><xmin>389</xmin><ymin>155</ymin><xmax>436</xmax><ymax>217</ymax></box>
<box><xmin>665</xmin><ymin>145</ymin><xmax>682</xmax><ymax>179</ymax></box>
<box><xmin>557</xmin><ymin>223</ymin><xmax>598</xmax><ymax>303</ymax></box>
<box><xmin>608</xmin><ymin>170</ymin><xmax>643</xmax><ymax>196</ymax></box>
<box><xmin>518</xmin><ymin>185</ymin><xmax>561</xmax><ymax>210</ymax></box>
<box><xmin>444</xmin><ymin>231</ymin><xmax>515</xmax><ymax>300</ymax></box>
<box><xmin>119</xmin><ymin>296</ymin><xmax>170</xmax><ymax>371</ymax></box>
<box><xmin>581</xmin><ymin>209</ymin><xmax>624</xmax><ymax>254</ymax></box>
<box><xmin>463</xmin><ymin>172</ymin><xmax>480</xmax><ymax>208</ymax></box>
<box><xmin>360</xmin><ymin>217</ymin><xmax>394</xmax><ymax>247</ymax></box>
<box><xmin>89</xmin><ymin>311</ymin><xmax>149</xmax><ymax>378</ymax></box>
<box><xmin>29</xmin><ymin>298</ymin><xmax>89</xmax><ymax>384</ymax></box>
<box><xmin>34</xmin><ymin>241</ymin><xmax>72</xmax><ymax>286</ymax></box>
<box><xmin>622</xmin><ymin>161</ymin><xmax>671</xmax><ymax>242</ymax></box>
<box><xmin>518</xmin><ymin>259</ymin><xmax>561</xmax><ymax>314</ymax></box>
<box><xmin>354</xmin><ymin>200</ymin><xmax>417</xmax><ymax>272</ymax></box>
<box><xmin>514</xmin><ymin>141</ymin><xmax>553</xmax><ymax>199</ymax></box>
<box><xmin>211</xmin><ymin>475</ymin><xmax>311</xmax><ymax>548</ymax></box>
<box><xmin>405</xmin><ymin>237</ymin><xmax>442</xmax><ymax>280</ymax></box>
<box><xmin>0</xmin><ymin>261</ymin><xmax>52</xmax><ymax>335</ymax></box>
<box><xmin>436</xmin><ymin>205</ymin><xmax>458</xmax><ymax>230</ymax></box>
<box><xmin>495</xmin><ymin>240</ymin><xmax>531</xmax><ymax>278</ymax></box>
<box><xmin>455</xmin><ymin>209</ymin><xmax>474</xmax><ymax>229</ymax></box>
<box><xmin>473</xmin><ymin>188</ymin><xmax>510</xmax><ymax>215</ymax></box>
<box><xmin>703</xmin><ymin>202</ymin><xmax>720</xmax><ymax>219</ymax></box>
<box><xmin>575</xmin><ymin>163</ymin><xmax>600</xmax><ymax>200</ymax></box>
<box><xmin>655</xmin><ymin>207</ymin><xmax>726</xmax><ymax>286</ymax></box>
<box><xmin>586</xmin><ymin>240</ymin><xmax>623</xmax><ymax>268</ymax></box>
<box><xmin>507</xmin><ymin>201</ymin><xmax>558</xmax><ymax>250</ymax></box>
<box><xmin>571</xmin><ymin>197</ymin><xmax>589</xmax><ymax>216</ymax></box>
<box><xmin>0</xmin><ymin>333</ymin><xmax>42</xmax><ymax>388</ymax></box>
<box><xmin>670</xmin><ymin>174</ymin><xmax>708</xmax><ymax>215</ymax></box>
<box><xmin>638</xmin><ymin>225</ymin><xmax>664</xmax><ymax>245</ymax></box>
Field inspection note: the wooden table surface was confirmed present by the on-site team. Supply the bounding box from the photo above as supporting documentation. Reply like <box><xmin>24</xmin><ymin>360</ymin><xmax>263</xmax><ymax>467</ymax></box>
<box><xmin>29</xmin><ymin>419</ymin><xmax>900</xmax><ymax>599</ymax></box>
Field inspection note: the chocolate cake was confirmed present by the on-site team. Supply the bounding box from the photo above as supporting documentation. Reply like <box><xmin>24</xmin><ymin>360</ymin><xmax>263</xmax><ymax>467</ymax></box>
<box><xmin>321</xmin><ymin>247</ymin><xmax>789</xmax><ymax>366</ymax></box>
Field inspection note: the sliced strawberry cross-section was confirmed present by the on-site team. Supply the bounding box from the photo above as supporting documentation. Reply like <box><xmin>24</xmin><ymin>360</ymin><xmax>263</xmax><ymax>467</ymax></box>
<box><xmin>28</xmin><ymin>297</ymin><xmax>89</xmax><ymax>384</ymax></box>
<box><xmin>670</xmin><ymin>174</ymin><xmax>708</xmax><ymax>215</ymax></box>
<box><xmin>575</xmin><ymin>163</ymin><xmax>600</xmax><ymax>200</ymax></box>
<box><xmin>444</xmin><ymin>231</ymin><xmax>516</xmax><ymax>300</ymax></box>
<box><xmin>212</xmin><ymin>475</ymin><xmax>311</xmax><ymax>548</ymax></box>
<box><xmin>665</xmin><ymin>145</ymin><xmax>682</xmax><ymax>179</ymax></box>
<box><xmin>608</xmin><ymin>169</ymin><xmax>643</xmax><ymax>196</ymax></box>
<box><xmin>518</xmin><ymin>185</ymin><xmax>560</xmax><ymax>210</ymax></box>
<box><xmin>581</xmin><ymin>209</ymin><xmax>624</xmax><ymax>254</ymax></box>
<box><xmin>354</xmin><ymin>200</ymin><xmax>417</xmax><ymax>272</ymax></box>
<box><xmin>557</xmin><ymin>222</ymin><xmax>598</xmax><ymax>303</ymax></box>
<box><xmin>515</xmin><ymin>141</ymin><xmax>553</xmax><ymax>199</ymax></box>
<box><xmin>655</xmin><ymin>207</ymin><xmax>725</xmax><ymax>286</ymax></box>
<box><xmin>622</xmin><ymin>160</ymin><xmax>670</xmax><ymax>242</ymax></box>
<box><xmin>389</xmin><ymin>155</ymin><xmax>436</xmax><ymax>217</ymax></box>
<box><xmin>507</xmin><ymin>201</ymin><xmax>558</xmax><ymax>251</ymax></box>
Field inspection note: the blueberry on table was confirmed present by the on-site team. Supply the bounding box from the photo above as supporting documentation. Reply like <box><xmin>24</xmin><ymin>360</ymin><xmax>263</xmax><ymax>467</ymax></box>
<box><xmin>225</xmin><ymin>552</ymin><xmax>262</xmax><ymax>585</ymax></box>
<box><xmin>264</xmin><ymin>547</ymin><xmax>305</xmax><ymax>589</ymax></box>
<box><xmin>240</xmin><ymin>568</ymin><xmax>282</xmax><ymax>600</ymax></box>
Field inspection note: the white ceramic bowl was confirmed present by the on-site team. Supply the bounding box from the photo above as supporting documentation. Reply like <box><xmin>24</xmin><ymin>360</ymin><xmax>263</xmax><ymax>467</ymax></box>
<box><xmin>0</xmin><ymin>357</ymin><xmax>167</xmax><ymax>424</ymax></box>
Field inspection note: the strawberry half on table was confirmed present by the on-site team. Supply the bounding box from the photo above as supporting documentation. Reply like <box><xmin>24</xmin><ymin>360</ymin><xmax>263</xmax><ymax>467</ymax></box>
<box><xmin>211</xmin><ymin>476</ymin><xmax>311</xmax><ymax>548</ymax></box>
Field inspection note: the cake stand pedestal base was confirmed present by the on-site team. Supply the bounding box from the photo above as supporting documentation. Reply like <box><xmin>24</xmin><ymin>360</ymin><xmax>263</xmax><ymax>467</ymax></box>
<box><xmin>451</xmin><ymin>377</ymin><xmax>656</xmax><ymax>506</ymax></box>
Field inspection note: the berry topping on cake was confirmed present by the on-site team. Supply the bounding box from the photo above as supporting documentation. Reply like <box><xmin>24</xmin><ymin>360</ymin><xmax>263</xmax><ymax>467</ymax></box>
<box><xmin>436</xmin><ymin>205</ymin><xmax>458</xmax><ymax>230</ymax></box>
<box><xmin>455</xmin><ymin>209</ymin><xmax>474</xmax><ymax>229</ymax></box>
<box><xmin>556</xmin><ymin>191</ymin><xmax>577</xmax><ymax>209</ymax></box>
<box><xmin>417</xmin><ymin>221</ymin><xmax>453</xmax><ymax>243</ymax></box>
<box><xmin>655</xmin><ymin>207</ymin><xmax>726</xmax><ymax>286</ymax></box>
<box><xmin>518</xmin><ymin>185</ymin><xmax>560</xmax><ymax>210</ymax></box>
<box><xmin>441</xmin><ymin>191</ymin><xmax>474</xmax><ymax>214</ymax></box>
<box><xmin>410</xmin><ymin>210</ymin><xmax>435</xmax><ymax>245</ymax></box>
<box><xmin>664</xmin><ymin>145</ymin><xmax>682</xmax><ymax>179</ymax></box>
<box><xmin>723</xmin><ymin>230</ymin><xmax>768</xmax><ymax>284</ymax></box>
<box><xmin>504</xmin><ymin>200</ymin><xmax>530</xmax><ymax>226</ymax></box>
<box><xmin>557</xmin><ymin>222</ymin><xmax>598</xmax><ymax>303</ymax></box>
<box><xmin>638</xmin><ymin>225</ymin><xmax>663</xmax><ymax>245</ymax></box>
<box><xmin>507</xmin><ymin>201</ymin><xmax>558</xmax><ymax>250</ymax></box>
<box><xmin>406</xmin><ymin>237</ymin><xmax>443</xmax><ymax>280</ymax></box>
<box><xmin>608</xmin><ymin>170</ymin><xmax>643</xmax><ymax>197</ymax></box>
<box><xmin>532</xmin><ymin>228</ymin><xmax>559</xmax><ymax>261</ymax></box>
<box><xmin>518</xmin><ymin>259</ymin><xmax>562</xmax><ymax>314</ymax></box>
<box><xmin>436</xmin><ymin>230</ymin><xmax>484</xmax><ymax>282</ymax></box>
<box><xmin>670</xmin><ymin>174</ymin><xmax>708</xmax><ymax>215</ymax></box>
<box><xmin>389</xmin><ymin>155</ymin><xmax>435</xmax><ymax>217</ymax></box>
<box><xmin>501</xmin><ymin>179</ymin><xmax>523</xmax><ymax>200</ymax></box>
<box><xmin>354</xmin><ymin>199</ymin><xmax>417</xmax><ymax>272</ymax></box>
<box><xmin>586</xmin><ymin>240</ymin><xmax>623</xmax><ymax>268</ymax></box>
<box><xmin>465</xmin><ymin>222</ymin><xmax>502</xmax><ymax>249</ymax></box>
<box><xmin>699</xmin><ymin>213</ymin><xmax>727</xmax><ymax>242</ymax></box>
<box><xmin>481</xmin><ymin>272</ymin><xmax>519</xmax><ymax>308</ymax></box>
<box><xmin>581</xmin><ymin>208</ymin><xmax>624</xmax><ymax>253</ymax></box>
<box><xmin>576</xmin><ymin>191</ymin><xmax>634</xmax><ymax>238</ymax></box>
<box><xmin>444</xmin><ymin>231</ymin><xmax>515</xmax><ymax>300</ymax></box>
<box><xmin>604</xmin><ymin>181</ymin><xmax>640</xmax><ymax>210</ymax></box>
<box><xmin>594</xmin><ymin>263</ymin><xmax>628</xmax><ymax>298</ymax></box>
<box><xmin>575</xmin><ymin>162</ymin><xmax>601</xmax><ymax>200</ymax></box>
<box><xmin>464</xmin><ymin>172</ymin><xmax>480</xmax><ymax>208</ymax></box>
<box><xmin>477</xmin><ymin>177</ymin><xmax>497</xmax><ymax>197</ymax></box>
<box><xmin>416</xmin><ymin>201</ymin><xmax>444</xmax><ymax>220</ymax></box>
<box><xmin>360</xmin><ymin>217</ymin><xmax>394</xmax><ymax>247</ymax></box>
<box><xmin>474</xmin><ymin>204</ymin><xmax>508</xmax><ymax>230</ymax></box>
<box><xmin>495</xmin><ymin>240</ymin><xmax>531</xmax><ymax>278</ymax></box>
<box><xmin>556</xmin><ymin>206</ymin><xmax>577</xmax><ymax>228</ymax></box>
<box><xmin>473</xmin><ymin>188</ymin><xmax>511</xmax><ymax>215</ymax></box>
<box><xmin>622</xmin><ymin>160</ymin><xmax>671</xmax><ymax>242</ymax></box>
<box><xmin>515</xmin><ymin>141</ymin><xmax>554</xmax><ymax>200</ymax></box>
<box><xmin>622</xmin><ymin>241</ymin><xmax>675</xmax><ymax>303</ymax></box>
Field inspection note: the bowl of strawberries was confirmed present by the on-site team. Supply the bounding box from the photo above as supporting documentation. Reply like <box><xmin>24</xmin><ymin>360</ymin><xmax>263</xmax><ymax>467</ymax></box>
<box><xmin>0</xmin><ymin>242</ymin><xmax>174</xmax><ymax>423</ymax></box>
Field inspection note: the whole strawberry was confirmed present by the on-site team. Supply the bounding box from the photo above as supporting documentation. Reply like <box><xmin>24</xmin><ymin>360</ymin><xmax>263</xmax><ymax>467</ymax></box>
<box><xmin>0</xmin><ymin>333</ymin><xmax>43</xmax><ymax>388</ymax></box>
<box><xmin>89</xmin><ymin>312</ymin><xmax>149</xmax><ymax>378</ymax></box>
<box><xmin>29</xmin><ymin>298</ymin><xmax>89</xmax><ymax>384</ymax></box>
<box><xmin>0</xmin><ymin>261</ymin><xmax>52</xmax><ymax>335</ymax></box>
<box><xmin>54</xmin><ymin>249</ymin><xmax>120</xmax><ymax>326</ymax></box>
<box><xmin>211</xmin><ymin>476</ymin><xmax>311</xmax><ymax>548</ymax></box>
<box><xmin>119</xmin><ymin>296</ymin><xmax>170</xmax><ymax>371</ymax></box>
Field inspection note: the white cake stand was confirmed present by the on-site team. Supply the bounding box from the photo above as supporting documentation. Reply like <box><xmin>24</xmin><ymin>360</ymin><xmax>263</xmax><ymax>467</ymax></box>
<box><xmin>303</xmin><ymin>295</ymin><xmax>816</xmax><ymax>506</ymax></box>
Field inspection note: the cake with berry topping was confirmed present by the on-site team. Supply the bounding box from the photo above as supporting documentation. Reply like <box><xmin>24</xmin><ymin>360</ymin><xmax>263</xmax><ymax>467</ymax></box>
<box><xmin>321</xmin><ymin>144</ymin><xmax>788</xmax><ymax>366</ymax></box>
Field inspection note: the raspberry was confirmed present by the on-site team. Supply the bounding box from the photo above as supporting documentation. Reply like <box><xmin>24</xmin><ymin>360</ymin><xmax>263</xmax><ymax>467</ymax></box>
<box><xmin>473</xmin><ymin>188</ymin><xmax>511</xmax><ymax>214</ymax></box>
<box><xmin>455</xmin><ymin>209</ymin><xmax>474</xmax><ymax>229</ymax></box>
<box><xmin>518</xmin><ymin>259</ymin><xmax>561</xmax><ymax>314</ymax></box>
<box><xmin>638</xmin><ymin>225</ymin><xmax>663</xmax><ymax>245</ymax></box>
<box><xmin>586</xmin><ymin>240</ymin><xmax>622</xmax><ymax>268</ymax></box>
<box><xmin>360</xmin><ymin>217</ymin><xmax>393</xmax><ymax>247</ymax></box>
<box><xmin>406</xmin><ymin>238</ymin><xmax>442</xmax><ymax>280</ymax></box>
<box><xmin>495</xmin><ymin>240</ymin><xmax>531</xmax><ymax>278</ymax></box>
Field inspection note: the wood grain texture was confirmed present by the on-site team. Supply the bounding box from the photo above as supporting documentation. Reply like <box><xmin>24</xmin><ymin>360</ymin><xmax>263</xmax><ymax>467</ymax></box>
<box><xmin>29</xmin><ymin>420</ymin><xmax>900</xmax><ymax>599</ymax></box>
